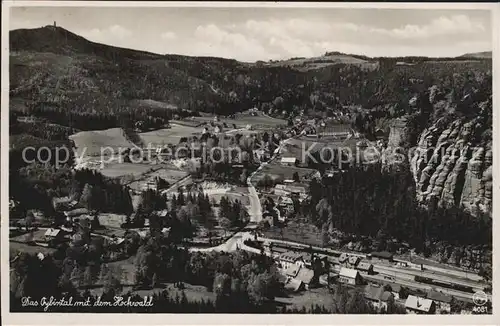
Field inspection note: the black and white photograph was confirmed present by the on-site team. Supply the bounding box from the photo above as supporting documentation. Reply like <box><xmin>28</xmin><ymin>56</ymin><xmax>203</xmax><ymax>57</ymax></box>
<box><xmin>2</xmin><ymin>1</ymin><xmax>498</xmax><ymax>322</ymax></box>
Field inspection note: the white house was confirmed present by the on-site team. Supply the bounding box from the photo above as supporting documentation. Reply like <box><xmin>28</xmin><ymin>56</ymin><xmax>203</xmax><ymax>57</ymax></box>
<box><xmin>405</xmin><ymin>295</ymin><xmax>435</xmax><ymax>314</ymax></box>
<box><xmin>279</xmin><ymin>251</ymin><xmax>306</xmax><ymax>270</ymax></box>
<box><xmin>280</xmin><ymin>157</ymin><xmax>297</xmax><ymax>166</ymax></box>
<box><xmin>338</xmin><ymin>267</ymin><xmax>362</xmax><ymax>285</ymax></box>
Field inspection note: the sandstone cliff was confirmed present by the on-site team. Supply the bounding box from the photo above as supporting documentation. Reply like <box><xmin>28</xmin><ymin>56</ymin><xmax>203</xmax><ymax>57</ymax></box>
<box><xmin>385</xmin><ymin>91</ymin><xmax>492</xmax><ymax>217</ymax></box>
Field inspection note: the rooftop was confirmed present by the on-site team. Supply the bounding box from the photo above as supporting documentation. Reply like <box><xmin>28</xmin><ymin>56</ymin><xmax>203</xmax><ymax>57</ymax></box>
<box><xmin>280</xmin><ymin>251</ymin><xmax>305</xmax><ymax>263</ymax></box>
<box><xmin>44</xmin><ymin>228</ymin><xmax>61</xmax><ymax>237</ymax></box>
<box><xmin>357</xmin><ymin>261</ymin><xmax>373</xmax><ymax>271</ymax></box>
<box><xmin>348</xmin><ymin>256</ymin><xmax>361</xmax><ymax>265</ymax></box>
<box><xmin>281</xmin><ymin>157</ymin><xmax>297</xmax><ymax>163</ymax></box>
<box><xmin>64</xmin><ymin>208</ymin><xmax>90</xmax><ymax>217</ymax></box>
<box><xmin>339</xmin><ymin>267</ymin><xmax>359</xmax><ymax>279</ymax></box>
<box><xmin>284</xmin><ymin>278</ymin><xmax>303</xmax><ymax>292</ymax></box>
<box><xmin>295</xmin><ymin>267</ymin><xmax>315</xmax><ymax>284</ymax></box>
<box><xmin>405</xmin><ymin>295</ymin><xmax>434</xmax><ymax>312</ymax></box>
<box><xmin>385</xmin><ymin>282</ymin><xmax>402</xmax><ymax>293</ymax></box>
<box><xmin>426</xmin><ymin>290</ymin><xmax>452</xmax><ymax>303</ymax></box>
<box><xmin>364</xmin><ymin>284</ymin><xmax>384</xmax><ymax>301</ymax></box>
<box><xmin>284</xmin><ymin>264</ymin><xmax>301</xmax><ymax>278</ymax></box>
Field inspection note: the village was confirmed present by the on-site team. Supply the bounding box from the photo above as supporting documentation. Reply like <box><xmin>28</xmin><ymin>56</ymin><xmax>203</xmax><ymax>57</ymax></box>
<box><xmin>9</xmin><ymin>106</ymin><xmax>491</xmax><ymax>315</ymax></box>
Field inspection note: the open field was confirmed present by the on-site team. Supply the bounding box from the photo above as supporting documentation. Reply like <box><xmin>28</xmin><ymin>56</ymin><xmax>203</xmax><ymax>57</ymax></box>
<box><xmin>280</xmin><ymin>137</ymin><xmax>348</xmax><ymax>159</ymax></box>
<box><xmin>70</xmin><ymin>128</ymin><xmax>134</xmax><ymax>157</ymax></box>
<box><xmin>10</xmin><ymin>229</ymin><xmax>48</xmax><ymax>243</ymax></box>
<box><xmin>186</xmin><ymin>112</ymin><xmax>286</xmax><ymax>129</ymax></box>
<box><xmin>100</xmin><ymin>162</ymin><xmax>154</xmax><ymax>179</ymax></box>
<box><xmin>10</xmin><ymin>241</ymin><xmax>57</xmax><ymax>257</ymax></box>
<box><xmin>264</xmin><ymin>53</ymin><xmax>379</xmax><ymax>72</ymax></box>
<box><xmin>225</xmin><ymin>128</ymin><xmax>260</xmax><ymax>136</ymax></box>
<box><xmin>139</xmin><ymin>124</ymin><xmax>200</xmax><ymax>147</ymax></box>
<box><xmin>276</xmin><ymin>286</ymin><xmax>335</xmax><ymax>310</ymax></box>
<box><xmin>263</xmin><ymin>223</ymin><xmax>324</xmax><ymax>247</ymax></box>
<box><xmin>251</xmin><ymin>163</ymin><xmax>320</xmax><ymax>184</ymax></box>
<box><xmin>96</xmin><ymin>214</ymin><xmax>128</xmax><ymax>229</ymax></box>
<box><xmin>207</xmin><ymin>192</ymin><xmax>250</xmax><ymax>206</ymax></box>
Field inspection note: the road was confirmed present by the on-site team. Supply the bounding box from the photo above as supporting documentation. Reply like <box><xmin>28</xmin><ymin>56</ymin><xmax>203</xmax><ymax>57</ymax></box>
<box><xmin>161</xmin><ymin>175</ymin><xmax>193</xmax><ymax>196</ymax></box>
<box><xmin>244</xmin><ymin>135</ymin><xmax>285</xmax><ymax>224</ymax></box>
<box><xmin>187</xmin><ymin>231</ymin><xmax>260</xmax><ymax>254</ymax></box>
<box><xmin>187</xmin><ymin>135</ymin><xmax>290</xmax><ymax>252</ymax></box>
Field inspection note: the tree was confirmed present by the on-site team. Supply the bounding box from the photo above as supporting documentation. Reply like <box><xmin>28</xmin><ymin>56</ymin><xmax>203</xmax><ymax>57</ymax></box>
<box><xmin>240</xmin><ymin>169</ymin><xmax>249</xmax><ymax>185</ymax></box>
<box><xmin>219</xmin><ymin>217</ymin><xmax>232</xmax><ymax>237</ymax></box>
<box><xmin>70</xmin><ymin>265</ymin><xmax>84</xmax><ymax>289</ymax></box>
<box><xmin>399</xmin><ymin>286</ymin><xmax>409</xmax><ymax>299</ymax></box>
<box><xmin>246</xmin><ymin>271</ymin><xmax>278</xmax><ymax>306</ymax></box>
<box><xmin>213</xmin><ymin>273</ymin><xmax>231</xmax><ymax>298</ymax></box>
<box><xmin>83</xmin><ymin>265</ymin><xmax>94</xmax><ymax>289</ymax></box>
<box><xmin>79</xmin><ymin>183</ymin><xmax>94</xmax><ymax>210</ymax></box>
<box><xmin>151</xmin><ymin>273</ymin><xmax>158</xmax><ymax>289</ymax></box>
<box><xmin>345</xmin><ymin>289</ymin><xmax>372</xmax><ymax>314</ymax></box>
<box><xmin>103</xmin><ymin>269</ymin><xmax>122</xmax><ymax>297</ymax></box>
<box><xmin>25</xmin><ymin>211</ymin><xmax>34</xmax><ymax>231</ymax></box>
<box><xmin>292</xmin><ymin>172</ymin><xmax>300</xmax><ymax>182</ymax></box>
<box><xmin>273</xmin><ymin>96</ymin><xmax>284</xmax><ymax>111</ymax></box>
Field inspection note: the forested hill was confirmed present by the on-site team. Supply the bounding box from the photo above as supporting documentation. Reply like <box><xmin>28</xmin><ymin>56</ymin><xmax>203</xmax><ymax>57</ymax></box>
<box><xmin>10</xmin><ymin>25</ymin><xmax>492</xmax><ymax>131</ymax></box>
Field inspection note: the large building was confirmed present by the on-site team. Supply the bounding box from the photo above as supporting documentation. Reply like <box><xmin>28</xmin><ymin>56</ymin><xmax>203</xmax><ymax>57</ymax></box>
<box><xmin>279</xmin><ymin>251</ymin><xmax>306</xmax><ymax>269</ymax></box>
<box><xmin>364</xmin><ymin>284</ymin><xmax>394</xmax><ymax>311</ymax></box>
<box><xmin>338</xmin><ymin>267</ymin><xmax>362</xmax><ymax>285</ymax></box>
<box><xmin>405</xmin><ymin>295</ymin><xmax>435</xmax><ymax>314</ymax></box>
<box><xmin>274</xmin><ymin>184</ymin><xmax>309</xmax><ymax>201</ymax></box>
<box><xmin>426</xmin><ymin>290</ymin><xmax>452</xmax><ymax>314</ymax></box>
<box><xmin>356</xmin><ymin>261</ymin><xmax>374</xmax><ymax>274</ymax></box>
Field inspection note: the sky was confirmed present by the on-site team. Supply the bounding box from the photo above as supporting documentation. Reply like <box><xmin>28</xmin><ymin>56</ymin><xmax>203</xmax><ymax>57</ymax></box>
<box><xmin>9</xmin><ymin>6</ymin><xmax>493</xmax><ymax>62</ymax></box>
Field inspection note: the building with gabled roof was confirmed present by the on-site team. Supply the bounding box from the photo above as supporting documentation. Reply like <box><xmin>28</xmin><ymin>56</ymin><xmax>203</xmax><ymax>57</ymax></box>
<box><xmin>295</xmin><ymin>267</ymin><xmax>316</xmax><ymax>289</ymax></box>
<box><xmin>364</xmin><ymin>284</ymin><xmax>394</xmax><ymax>311</ymax></box>
<box><xmin>356</xmin><ymin>261</ymin><xmax>374</xmax><ymax>274</ymax></box>
<box><xmin>384</xmin><ymin>282</ymin><xmax>402</xmax><ymax>300</ymax></box>
<box><xmin>284</xmin><ymin>264</ymin><xmax>301</xmax><ymax>278</ymax></box>
<box><xmin>280</xmin><ymin>157</ymin><xmax>297</xmax><ymax>166</ymax></box>
<box><xmin>338</xmin><ymin>253</ymin><xmax>348</xmax><ymax>264</ymax></box>
<box><xmin>426</xmin><ymin>290</ymin><xmax>452</xmax><ymax>313</ymax></box>
<box><xmin>279</xmin><ymin>251</ymin><xmax>305</xmax><ymax>269</ymax></box>
<box><xmin>339</xmin><ymin>267</ymin><xmax>362</xmax><ymax>285</ymax></box>
<box><xmin>44</xmin><ymin>228</ymin><xmax>61</xmax><ymax>238</ymax></box>
<box><xmin>405</xmin><ymin>295</ymin><xmax>435</xmax><ymax>314</ymax></box>
<box><xmin>284</xmin><ymin>278</ymin><xmax>304</xmax><ymax>292</ymax></box>
<box><xmin>348</xmin><ymin>255</ymin><xmax>361</xmax><ymax>267</ymax></box>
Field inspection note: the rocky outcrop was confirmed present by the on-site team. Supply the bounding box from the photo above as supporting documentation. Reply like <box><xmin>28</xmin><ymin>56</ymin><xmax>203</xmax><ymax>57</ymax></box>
<box><xmin>382</xmin><ymin>117</ymin><xmax>411</xmax><ymax>167</ymax></box>
<box><xmin>409</xmin><ymin>116</ymin><xmax>492</xmax><ymax>216</ymax></box>
<box><xmin>383</xmin><ymin>87</ymin><xmax>492</xmax><ymax>217</ymax></box>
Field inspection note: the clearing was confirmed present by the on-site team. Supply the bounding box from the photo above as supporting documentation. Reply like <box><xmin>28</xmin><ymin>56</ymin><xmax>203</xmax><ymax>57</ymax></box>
<box><xmin>275</xmin><ymin>286</ymin><xmax>335</xmax><ymax>310</ymax></box>
<box><xmin>100</xmin><ymin>163</ymin><xmax>154</xmax><ymax>179</ymax></box>
<box><xmin>139</xmin><ymin>124</ymin><xmax>200</xmax><ymax>147</ymax></box>
<box><xmin>186</xmin><ymin>112</ymin><xmax>286</xmax><ymax>129</ymax></box>
<box><xmin>70</xmin><ymin>128</ymin><xmax>134</xmax><ymax>157</ymax></box>
<box><xmin>251</xmin><ymin>163</ymin><xmax>320</xmax><ymax>184</ymax></box>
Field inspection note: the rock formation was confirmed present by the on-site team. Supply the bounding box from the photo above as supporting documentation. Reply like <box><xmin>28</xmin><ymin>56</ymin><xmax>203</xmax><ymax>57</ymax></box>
<box><xmin>384</xmin><ymin>88</ymin><xmax>492</xmax><ymax>217</ymax></box>
<box><xmin>409</xmin><ymin>116</ymin><xmax>492</xmax><ymax>216</ymax></box>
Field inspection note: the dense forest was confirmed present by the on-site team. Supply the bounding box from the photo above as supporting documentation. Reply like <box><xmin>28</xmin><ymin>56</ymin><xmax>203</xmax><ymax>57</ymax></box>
<box><xmin>301</xmin><ymin>163</ymin><xmax>491</xmax><ymax>262</ymax></box>
<box><xmin>10</xmin><ymin>165</ymin><xmax>134</xmax><ymax>217</ymax></box>
<box><xmin>9</xmin><ymin>26</ymin><xmax>492</xmax><ymax>133</ymax></box>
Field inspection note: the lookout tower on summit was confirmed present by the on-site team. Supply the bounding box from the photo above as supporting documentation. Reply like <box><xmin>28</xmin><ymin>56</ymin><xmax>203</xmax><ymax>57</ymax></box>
<box><xmin>54</xmin><ymin>21</ymin><xmax>57</xmax><ymax>28</ymax></box>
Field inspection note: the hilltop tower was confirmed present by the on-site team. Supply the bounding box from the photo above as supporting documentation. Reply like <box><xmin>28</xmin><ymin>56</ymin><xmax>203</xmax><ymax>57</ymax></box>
<box><xmin>54</xmin><ymin>21</ymin><xmax>57</xmax><ymax>28</ymax></box>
